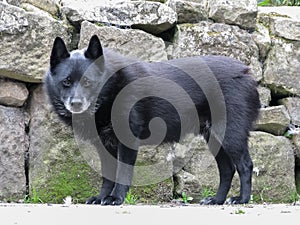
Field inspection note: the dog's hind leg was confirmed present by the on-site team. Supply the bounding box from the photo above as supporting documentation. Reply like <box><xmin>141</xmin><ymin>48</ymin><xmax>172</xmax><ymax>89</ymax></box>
<box><xmin>226</xmin><ymin>147</ymin><xmax>253</xmax><ymax>204</ymax></box>
<box><xmin>200</xmin><ymin>147</ymin><xmax>236</xmax><ymax>205</ymax></box>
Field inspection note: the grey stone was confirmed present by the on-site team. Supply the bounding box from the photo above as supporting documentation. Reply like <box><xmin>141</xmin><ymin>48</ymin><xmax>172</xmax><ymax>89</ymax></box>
<box><xmin>258</xmin><ymin>6</ymin><xmax>300</xmax><ymax>22</ymax></box>
<box><xmin>61</xmin><ymin>0</ymin><xmax>177</xmax><ymax>35</ymax></box>
<box><xmin>173</xmin><ymin>135</ymin><xmax>218</xmax><ymax>201</ymax></box>
<box><xmin>270</xmin><ymin>17</ymin><xmax>300</xmax><ymax>41</ymax></box>
<box><xmin>0</xmin><ymin>79</ymin><xmax>29</xmax><ymax>107</ymax></box>
<box><xmin>279</xmin><ymin>97</ymin><xmax>300</xmax><ymax>126</ymax></box>
<box><xmin>133</xmin><ymin>142</ymin><xmax>173</xmax><ymax>187</ymax></box>
<box><xmin>79</xmin><ymin>21</ymin><xmax>168</xmax><ymax>62</ymax></box>
<box><xmin>257</xmin><ymin>86</ymin><xmax>271</xmax><ymax>108</ymax></box>
<box><xmin>170</xmin><ymin>22</ymin><xmax>262</xmax><ymax>81</ymax></box>
<box><xmin>250</xmin><ymin>132</ymin><xmax>296</xmax><ymax>203</ymax></box>
<box><xmin>0</xmin><ymin>2</ymin><xmax>71</xmax><ymax>83</ymax></box>
<box><xmin>20</xmin><ymin>0</ymin><xmax>59</xmax><ymax>16</ymax></box>
<box><xmin>263</xmin><ymin>39</ymin><xmax>300</xmax><ymax>96</ymax></box>
<box><xmin>0</xmin><ymin>105</ymin><xmax>27</xmax><ymax>201</ymax></box>
<box><xmin>255</xmin><ymin>106</ymin><xmax>290</xmax><ymax>136</ymax></box>
<box><xmin>166</xmin><ymin>0</ymin><xmax>208</xmax><ymax>24</ymax></box>
<box><xmin>208</xmin><ymin>0</ymin><xmax>258</xmax><ymax>31</ymax></box>
<box><xmin>174</xmin><ymin>132</ymin><xmax>296</xmax><ymax>203</ymax></box>
<box><xmin>131</xmin><ymin>143</ymin><xmax>174</xmax><ymax>203</ymax></box>
<box><xmin>252</xmin><ymin>23</ymin><xmax>271</xmax><ymax>61</ymax></box>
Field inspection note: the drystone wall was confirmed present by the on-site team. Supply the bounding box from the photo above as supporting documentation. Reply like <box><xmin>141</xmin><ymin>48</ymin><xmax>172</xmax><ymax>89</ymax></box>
<box><xmin>0</xmin><ymin>0</ymin><xmax>300</xmax><ymax>204</ymax></box>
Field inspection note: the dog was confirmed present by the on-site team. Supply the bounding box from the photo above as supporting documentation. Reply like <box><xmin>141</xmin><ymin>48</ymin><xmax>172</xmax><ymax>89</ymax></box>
<box><xmin>45</xmin><ymin>35</ymin><xmax>260</xmax><ymax>205</ymax></box>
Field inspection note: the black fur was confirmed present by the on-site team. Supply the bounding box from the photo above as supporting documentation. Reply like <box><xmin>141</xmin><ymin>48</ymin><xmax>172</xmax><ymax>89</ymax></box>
<box><xmin>45</xmin><ymin>35</ymin><xmax>260</xmax><ymax>205</ymax></box>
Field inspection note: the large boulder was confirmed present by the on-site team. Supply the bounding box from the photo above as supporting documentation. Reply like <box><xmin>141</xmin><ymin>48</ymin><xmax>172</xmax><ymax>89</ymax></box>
<box><xmin>0</xmin><ymin>79</ymin><xmax>29</xmax><ymax>107</ymax></box>
<box><xmin>255</xmin><ymin>106</ymin><xmax>291</xmax><ymax>136</ymax></box>
<box><xmin>28</xmin><ymin>85</ymin><xmax>101</xmax><ymax>203</ymax></box>
<box><xmin>0</xmin><ymin>105</ymin><xmax>27</xmax><ymax>202</ymax></box>
<box><xmin>170</xmin><ymin>21</ymin><xmax>262</xmax><ymax>81</ymax></box>
<box><xmin>132</xmin><ymin>143</ymin><xmax>174</xmax><ymax>203</ymax></box>
<box><xmin>0</xmin><ymin>2</ymin><xmax>71</xmax><ymax>83</ymax></box>
<box><xmin>174</xmin><ymin>132</ymin><xmax>296</xmax><ymax>203</ymax></box>
<box><xmin>207</xmin><ymin>0</ymin><xmax>258</xmax><ymax>31</ymax></box>
<box><xmin>61</xmin><ymin>0</ymin><xmax>177</xmax><ymax>35</ymax></box>
<box><xmin>250</xmin><ymin>132</ymin><xmax>296</xmax><ymax>203</ymax></box>
<box><xmin>263</xmin><ymin>39</ymin><xmax>300</xmax><ymax>96</ymax></box>
<box><xmin>79</xmin><ymin>21</ymin><xmax>168</xmax><ymax>62</ymax></box>
<box><xmin>173</xmin><ymin>135</ymin><xmax>218</xmax><ymax>201</ymax></box>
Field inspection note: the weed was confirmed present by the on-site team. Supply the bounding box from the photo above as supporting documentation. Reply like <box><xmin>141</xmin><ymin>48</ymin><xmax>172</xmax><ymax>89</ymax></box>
<box><xmin>24</xmin><ymin>189</ymin><xmax>44</xmax><ymax>204</ymax></box>
<box><xmin>125</xmin><ymin>190</ymin><xmax>139</xmax><ymax>205</ymax></box>
<box><xmin>290</xmin><ymin>191</ymin><xmax>300</xmax><ymax>203</ymax></box>
<box><xmin>234</xmin><ymin>209</ymin><xmax>246</xmax><ymax>215</ymax></box>
<box><xmin>259</xmin><ymin>185</ymin><xmax>272</xmax><ymax>202</ymax></box>
<box><xmin>200</xmin><ymin>187</ymin><xmax>216</xmax><ymax>199</ymax></box>
<box><xmin>178</xmin><ymin>192</ymin><xmax>193</xmax><ymax>204</ymax></box>
<box><xmin>258</xmin><ymin>0</ymin><xmax>300</xmax><ymax>6</ymax></box>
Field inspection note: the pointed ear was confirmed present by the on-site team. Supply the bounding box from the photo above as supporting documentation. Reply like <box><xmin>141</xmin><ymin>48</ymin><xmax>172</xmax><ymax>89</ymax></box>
<box><xmin>84</xmin><ymin>35</ymin><xmax>103</xmax><ymax>60</ymax></box>
<box><xmin>50</xmin><ymin>37</ymin><xmax>70</xmax><ymax>71</ymax></box>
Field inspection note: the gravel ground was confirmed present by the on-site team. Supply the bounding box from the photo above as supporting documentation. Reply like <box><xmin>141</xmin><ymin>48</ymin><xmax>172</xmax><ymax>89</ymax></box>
<box><xmin>1</xmin><ymin>203</ymin><xmax>300</xmax><ymax>225</ymax></box>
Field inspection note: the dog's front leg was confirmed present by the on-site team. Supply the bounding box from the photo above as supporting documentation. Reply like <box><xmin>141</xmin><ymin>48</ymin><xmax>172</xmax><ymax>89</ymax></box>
<box><xmin>102</xmin><ymin>143</ymin><xmax>138</xmax><ymax>205</ymax></box>
<box><xmin>86</xmin><ymin>144</ymin><xmax>118</xmax><ymax>204</ymax></box>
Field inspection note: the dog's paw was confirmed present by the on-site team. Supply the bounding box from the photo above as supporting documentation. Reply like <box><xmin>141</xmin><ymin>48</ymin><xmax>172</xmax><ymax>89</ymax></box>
<box><xmin>200</xmin><ymin>197</ymin><xmax>222</xmax><ymax>205</ymax></box>
<box><xmin>86</xmin><ymin>196</ymin><xmax>102</xmax><ymax>204</ymax></box>
<box><xmin>101</xmin><ymin>196</ymin><xmax>124</xmax><ymax>206</ymax></box>
<box><xmin>226</xmin><ymin>196</ymin><xmax>248</xmax><ymax>204</ymax></box>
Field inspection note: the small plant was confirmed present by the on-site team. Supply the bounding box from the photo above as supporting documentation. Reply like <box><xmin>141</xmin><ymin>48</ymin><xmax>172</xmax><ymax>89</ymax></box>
<box><xmin>258</xmin><ymin>0</ymin><xmax>300</xmax><ymax>6</ymax></box>
<box><xmin>200</xmin><ymin>187</ymin><xmax>216</xmax><ymax>199</ymax></box>
<box><xmin>290</xmin><ymin>191</ymin><xmax>300</xmax><ymax>203</ymax></box>
<box><xmin>249</xmin><ymin>195</ymin><xmax>255</xmax><ymax>204</ymax></box>
<box><xmin>125</xmin><ymin>190</ymin><xmax>138</xmax><ymax>205</ymax></box>
<box><xmin>259</xmin><ymin>185</ymin><xmax>272</xmax><ymax>202</ymax></box>
<box><xmin>284</xmin><ymin>131</ymin><xmax>293</xmax><ymax>139</ymax></box>
<box><xmin>234</xmin><ymin>209</ymin><xmax>246</xmax><ymax>215</ymax></box>
<box><xmin>179</xmin><ymin>192</ymin><xmax>193</xmax><ymax>204</ymax></box>
<box><xmin>24</xmin><ymin>189</ymin><xmax>44</xmax><ymax>204</ymax></box>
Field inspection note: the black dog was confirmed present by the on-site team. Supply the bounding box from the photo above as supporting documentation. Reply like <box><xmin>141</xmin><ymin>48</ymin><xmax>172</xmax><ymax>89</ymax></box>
<box><xmin>45</xmin><ymin>35</ymin><xmax>260</xmax><ymax>205</ymax></box>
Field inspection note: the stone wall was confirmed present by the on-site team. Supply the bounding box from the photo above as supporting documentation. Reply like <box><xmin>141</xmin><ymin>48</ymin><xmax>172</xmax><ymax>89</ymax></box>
<box><xmin>0</xmin><ymin>0</ymin><xmax>299</xmax><ymax>203</ymax></box>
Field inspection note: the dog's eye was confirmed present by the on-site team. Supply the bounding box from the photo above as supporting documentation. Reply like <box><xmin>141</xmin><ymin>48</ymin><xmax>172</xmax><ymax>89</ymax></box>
<box><xmin>62</xmin><ymin>78</ymin><xmax>71</xmax><ymax>87</ymax></box>
<box><xmin>82</xmin><ymin>77</ymin><xmax>91</xmax><ymax>87</ymax></box>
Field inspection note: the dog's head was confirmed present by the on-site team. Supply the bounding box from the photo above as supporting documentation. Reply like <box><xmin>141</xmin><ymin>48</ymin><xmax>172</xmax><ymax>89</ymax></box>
<box><xmin>46</xmin><ymin>35</ymin><xmax>104</xmax><ymax>115</ymax></box>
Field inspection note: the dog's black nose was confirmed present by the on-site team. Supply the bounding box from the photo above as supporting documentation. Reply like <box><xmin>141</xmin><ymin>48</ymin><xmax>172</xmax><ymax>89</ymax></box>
<box><xmin>70</xmin><ymin>99</ymin><xmax>83</xmax><ymax>109</ymax></box>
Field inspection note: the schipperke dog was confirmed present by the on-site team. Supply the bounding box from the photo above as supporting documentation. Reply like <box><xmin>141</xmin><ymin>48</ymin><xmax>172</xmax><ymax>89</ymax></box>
<box><xmin>45</xmin><ymin>35</ymin><xmax>260</xmax><ymax>205</ymax></box>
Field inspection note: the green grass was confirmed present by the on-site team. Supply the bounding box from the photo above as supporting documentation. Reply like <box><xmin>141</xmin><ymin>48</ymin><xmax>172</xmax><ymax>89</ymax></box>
<box><xmin>258</xmin><ymin>0</ymin><xmax>300</xmax><ymax>6</ymax></box>
<box><xmin>234</xmin><ymin>209</ymin><xmax>246</xmax><ymax>215</ymax></box>
<box><xmin>24</xmin><ymin>189</ymin><xmax>44</xmax><ymax>204</ymax></box>
<box><xmin>125</xmin><ymin>190</ymin><xmax>139</xmax><ymax>205</ymax></box>
<box><xmin>200</xmin><ymin>187</ymin><xmax>216</xmax><ymax>199</ymax></box>
<box><xmin>290</xmin><ymin>191</ymin><xmax>300</xmax><ymax>203</ymax></box>
<box><xmin>179</xmin><ymin>192</ymin><xmax>193</xmax><ymax>204</ymax></box>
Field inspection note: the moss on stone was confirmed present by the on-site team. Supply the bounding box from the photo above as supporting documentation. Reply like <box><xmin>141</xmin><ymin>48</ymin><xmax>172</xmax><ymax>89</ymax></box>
<box><xmin>38</xmin><ymin>164</ymin><xmax>98</xmax><ymax>203</ymax></box>
<box><xmin>207</xmin><ymin>31</ymin><xmax>221</xmax><ymax>36</ymax></box>
<box><xmin>29</xmin><ymin>136</ymin><xmax>101</xmax><ymax>204</ymax></box>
